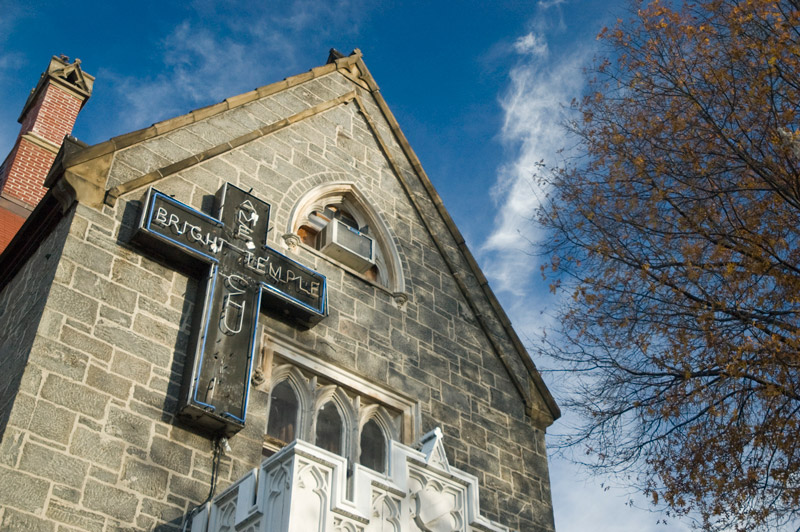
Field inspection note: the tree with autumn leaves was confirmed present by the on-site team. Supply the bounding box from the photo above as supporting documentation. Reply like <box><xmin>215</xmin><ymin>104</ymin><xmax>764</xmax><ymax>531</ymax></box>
<box><xmin>539</xmin><ymin>0</ymin><xmax>800</xmax><ymax>529</ymax></box>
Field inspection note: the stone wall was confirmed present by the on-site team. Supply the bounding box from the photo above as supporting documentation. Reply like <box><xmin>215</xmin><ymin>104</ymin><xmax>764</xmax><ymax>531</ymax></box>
<box><xmin>0</xmin><ymin>208</ymin><xmax>73</xmax><ymax>441</ymax></box>
<box><xmin>0</xmin><ymin>66</ymin><xmax>554</xmax><ymax>531</ymax></box>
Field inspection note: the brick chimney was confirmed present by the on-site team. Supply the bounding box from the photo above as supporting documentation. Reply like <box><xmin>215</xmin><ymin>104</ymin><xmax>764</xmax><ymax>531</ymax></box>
<box><xmin>0</xmin><ymin>55</ymin><xmax>94</xmax><ymax>253</ymax></box>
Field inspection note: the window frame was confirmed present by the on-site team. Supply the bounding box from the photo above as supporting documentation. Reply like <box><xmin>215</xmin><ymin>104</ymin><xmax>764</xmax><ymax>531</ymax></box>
<box><xmin>258</xmin><ymin>333</ymin><xmax>420</xmax><ymax>469</ymax></box>
<box><xmin>285</xmin><ymin>182</ymin><xmax>406</xmax><ymax>296</ymax></box>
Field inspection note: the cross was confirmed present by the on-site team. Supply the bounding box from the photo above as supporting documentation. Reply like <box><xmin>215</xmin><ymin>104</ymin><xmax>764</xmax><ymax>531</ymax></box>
<box><xmin>133</xmin><ymin>183</ymin><xmax>327</xmax><ymax>437</ymax></box>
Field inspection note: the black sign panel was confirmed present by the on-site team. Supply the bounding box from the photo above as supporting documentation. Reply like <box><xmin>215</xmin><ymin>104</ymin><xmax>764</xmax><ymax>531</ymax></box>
<box><xmin>133</xmin><ymin>184</ymin><xmax>326</xmax><ymax>436</ymax></box>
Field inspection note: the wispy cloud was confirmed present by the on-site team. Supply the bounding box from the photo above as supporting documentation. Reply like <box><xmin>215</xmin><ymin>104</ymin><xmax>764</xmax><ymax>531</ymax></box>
<box><xmin>480</xmin><ymin>30</ymin><xmax>589</xmax><ymax>311</ymax></box>
<box><xmin>95</xmin><ymin>0</ymin><xmax>368</xmax><ymax>139</ymax></box>
<box><xmin>513</xmin><ymin>32</ymin><xmax>549</xmax><ymax>57</ymax></box>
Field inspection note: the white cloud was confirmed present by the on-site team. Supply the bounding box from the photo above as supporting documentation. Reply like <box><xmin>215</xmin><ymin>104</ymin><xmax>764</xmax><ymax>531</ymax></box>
<box><xmin>538</xmin><ymin>0</ymin><xmax>566</xmax><ymax>8</ymax></box>
<box><xmin>548</xmin><ymin>450</ymin><xmax>694</xmax><ymax>532</ymax></box>
<box><xmin>485</xmin><ymin>21</ymin><xmax>700</xmax><ymax>532</ymax></box>
<box><xmin>480</xmin><ymin>39</ymin><xmax>589</xmax><ymax>304</ymax></box>
<box><xmin>101</xmin><ymin>20</ymin><xmax>290</xmax><ymax>136</ymax></box>
<box><xmin>513</xmin><ymin>32</ymin><xmax>549</xmax><ymax>57</ymax></box>
<box><xmin>95</xmin><ymin>0</ymin><xmax>368</xmax><ymax>139</ymax></box>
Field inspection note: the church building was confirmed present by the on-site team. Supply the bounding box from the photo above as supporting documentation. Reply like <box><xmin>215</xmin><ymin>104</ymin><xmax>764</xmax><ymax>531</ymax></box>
<box><xmin>0</xmin><ymin>50</ymin><xmax>560</xmax><ymax>532</ymax></box>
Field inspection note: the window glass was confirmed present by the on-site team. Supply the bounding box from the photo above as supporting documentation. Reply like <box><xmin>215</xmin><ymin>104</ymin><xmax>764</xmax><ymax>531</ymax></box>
<box><xmin>315</xmin><ymin>402</ymin><xmax>343</xmax><ymax>455</ymax></box>
<box><xmin>359</xmin><ymin>419</ymin><xmax>387</xmax><ymax>473</ymax></box>
<box><xmin>267</xmin><ymin>381</ymin><xmax>298</xmax><ymax>444</ymax></box>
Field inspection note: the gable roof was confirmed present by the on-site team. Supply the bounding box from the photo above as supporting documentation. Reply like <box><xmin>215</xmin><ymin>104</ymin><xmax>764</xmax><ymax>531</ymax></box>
<box><xmin>22</xmin><ymin>50</ymin><xmax>560</xmax><ymax>427</ymax></box>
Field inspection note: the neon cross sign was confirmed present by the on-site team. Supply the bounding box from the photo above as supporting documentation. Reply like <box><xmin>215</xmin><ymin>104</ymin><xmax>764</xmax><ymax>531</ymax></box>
<box><xmin>133</xmin><ymin>183</ymin><xmax>326</xmax><ymax>436</ymax></box>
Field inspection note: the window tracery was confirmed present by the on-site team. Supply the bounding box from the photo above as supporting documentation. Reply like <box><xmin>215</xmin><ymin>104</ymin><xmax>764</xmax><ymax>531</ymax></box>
<box><xmin>266</xmin><ymin>380</ymin><xmax>298</xmax><ymax>445</ymax></box>
<box><xmin>286</xmin><ymin>182</ymin><xmax>405</xmax><ymax>295</ymax></box>
<box><xmin>315</xmin><ymin>402</ymin><xmax>344</xmax><ymax>455</ymax></box>
<box><xmin>263</xmin><ymin>362</ymin><xmax>403</xmax><ymax>473</ymax></box>
<box><xmin>358</xmin><ymin>419</ymin><xmax>386</xmax><ymax>473</ymax></box>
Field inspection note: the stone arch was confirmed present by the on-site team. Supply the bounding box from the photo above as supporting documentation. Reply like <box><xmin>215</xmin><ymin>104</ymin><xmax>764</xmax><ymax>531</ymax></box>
<box><xmin>312</xmin><ymin>386</ymin><xmax>355</xmax><ymax>458</ymax></box>
<box><xmin>267</xmin><ymin>365</ymin><xmax>314</xmax><ymax>442</ymax></box>
<box><xmin>356</xmin><ymin>404</ymin><xmax>397</xmax><ymax>474</ymax></box>
<box><xmin>285</xmin><ymin>181</ymin><xmax>405</xmax><ymax>294</ymax></box>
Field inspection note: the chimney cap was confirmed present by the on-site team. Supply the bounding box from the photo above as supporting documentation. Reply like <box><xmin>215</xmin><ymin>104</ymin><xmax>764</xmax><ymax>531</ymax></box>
<box><xmin>18</xmin><ymin>56</ymin><xmax>95</xmax><ymax>123</ymax></box>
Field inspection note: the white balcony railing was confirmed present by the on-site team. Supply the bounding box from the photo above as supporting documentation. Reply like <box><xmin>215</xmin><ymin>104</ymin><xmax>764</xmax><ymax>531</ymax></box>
<box><xmin>189</xmin><ymin>428</ymin><xmax>511</xmax><ymax>532</ymax></box>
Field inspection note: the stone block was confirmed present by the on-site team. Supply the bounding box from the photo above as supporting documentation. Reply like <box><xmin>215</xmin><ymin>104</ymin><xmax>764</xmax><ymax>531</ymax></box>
<box><xmin>6</xmin><ymin>392</ymin><xmax>35</xmax><ymax>430</ymax></box>
<box><xmin>40</xmin><ymin>374</ymin><xmax>107</xmax><ymax>419</ymax></box>
<box><xmin>82</xmin><ymin>479</ymin><xmax>138</xmax><ymax>522</ymax></box>
<box><xmin>165</xmin><ymin>128</ymin><xmax>214</xmax><ymax>154</ymax></box>
<box><xmin>0</xmin><ymin>428</ymin><xmax>23</xmax><ymax>466</ymax></box>
<box><xmin>338</xmin><ymin>318</ymin><xmax>368</xmax><ymax>344</ymax></box>
<box><xmin>168</xmin><ymin>475</ymin><xmax>208</xmax><ymax>502</ymax></box>
<box><xmin>0</xmin><ymin>507</ymin><xmax>55</xmax><ymax>532</ymax></box>
<box><xmin>150</xmin><ymin>436</ymin><xmax>192</xmax><ymax>475</ymax></box>
<box><xmin>18</xmin><ymin>363</ymin><xmax>43</xmax><ymax>395</ymax></box>
<box><xmin>122</xmin><ymin>458</ymin><xmax>169</xmax><ymax>498</ymax></box>
<box><xmin>73</xmin><ymin>268</ymin><xmax>137</xmax><ymax>311</ymax></box>
<box><xmin>38</xmin><ymin>308</ymin><xmax>65</xmax><ymax>339</ymax></box>
<box><xmin>95</xmin><ymin>322</ymin><xmax>173</xmax><ymax>368</ymax></box>
<box><xmin>115</xmin><ymin>144</ymin><xmax>171</xmax><ymax>176</ymax></box>
<box><xmin>28</xmin><ymin>400</ymin><xmax>76</xmax><ymax>444</ymax></box>
<box><xmin>62</xmin><ymin>237</ymin><xmax>114</xmax><ymax>276</ymax></box>
<box><xmin>469</xmin><ymin>446</ymin><xmax>501</xmax><ymax>477</ymax></box>
<box><xmin>18</xmin><ymin>442</ymin><xmax>88</xmax><ymax>488</ymax></box>
<box><xmin>87</xmin><ymin>364</ymin><xmax>132</xmax><ymax>401</ymax></box>
<box><xmin>389</xmin><ymin>327</ymin><xmax>418</xmax><ymax>357</ymax></box>
<box><xmin>99</xmin><ymin>304</ymin><xmax>132</xmax><ymax>328</ymax></box>
<box><xmin>110</xmin><ymin>350</ymin><xmax>152</xmax><ymax>384</ymax></box>
<box><xmin>140</xmin><ymin>136</ymin><xmax>193</xmax><ymax>163</ymax></box>
<box><xmin>60</xmin><ymin>326</ymin><xmax>113</xmax><ymax>362</ymax></box>
<box><xmin>70</xmin><ymin>426</ymin><xmax>125</xmax><ymax>470</ymax></box>
<box><xmin>0</xmin><ymin>466</ymin><xmax>50</xmax><ymax>513</ymax></box>
<box><xmin>460</xmin><ymin>419</ymin><xmax>487</xmax><ymax>448</ymax></box>
<box><xmin>133</xmin><ymin>384</ymin><xmax>176</xmax><ymax>413</ymax></box>
<box><xmin>133</xmin><ymin>313</ymin><xmax>180</xmax><ymax>349</ymax></box>
<box><xmin>355</xmin><ymin>347</ymin><xmax>388</xmax><ymax>381</ymax></box>
<box><xmin>47</xmin><ymin>500</ymin><xmax>105</xmax><ymax>532</ymax></box>
<box><xmin>75</xmin><ymin>204</ymin><xmax>115</xmax><ymax>232</ymax></box>
<box><xmin>491</xmin><ymin>387</ymin><xmax>525</xmax><ymax>420</ymax></box>
<box><xmin>52</xmin><ymin>484</ymin><xmax>81</xmax><ymax>503</ymax></box>
<box><xmin>140</xmin><ymin>498</ymin><xmax>184</xmax><ymax>523</ymax></box>
<box><xmin>105</xmin><ymin>406</ymin><xmax>152</xmax><ymax>448</ymax></box>
<box><xmin>170</xmin><ymin>426</ymin><xmax>211</xmax><ymax>453</ymax></box>
<box><xmin>45</xmin><ymin>284</ymin><xmax>98</xmax><ymax>325</ymax></box>
<box><xmin>112</xmin><ymin>259</ymin><xmax>171</xmax><ymax>303</ymax></box>
<box><xmin>136</xmin><ymin>513</ymin><xmax>157</xmax><ymax>530</ymax></box>
<box><xmin>29</xmin><ymin>336</ymin><xmax>88</xmax><ymax>382</ymax></box>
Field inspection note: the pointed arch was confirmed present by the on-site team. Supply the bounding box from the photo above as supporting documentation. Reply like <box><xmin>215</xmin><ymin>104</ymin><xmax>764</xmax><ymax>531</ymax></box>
<box><xmin>312</xmin><ymin>386</ymin><xmax>356</xmax><ymax>458</ymax></box>
<box><xmin>287</xmin><ymin>182</ymin><xmax>405</xmax><ymax>293</ymax></box>
<box><xmin>357</xmin><ymin>405</ymin><xmax>397</xmax><ymax>474</ymax></box>
<box><xmin>267</xmin><ymin>365</ymin><xmax>313</xmax><ymax>446</ymax></box>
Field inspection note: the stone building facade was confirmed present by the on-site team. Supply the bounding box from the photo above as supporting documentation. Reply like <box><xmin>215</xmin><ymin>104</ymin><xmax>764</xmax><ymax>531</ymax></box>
<box><xmin>0</xmin><ymin>50</ymin><xmax>560</xmax><ymax>531</ymax></box>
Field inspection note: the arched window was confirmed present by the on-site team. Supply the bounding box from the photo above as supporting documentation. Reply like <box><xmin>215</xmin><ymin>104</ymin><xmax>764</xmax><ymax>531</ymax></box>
<box><xmin>315</xmin><ymin>402</ymin><xmax>344</xmax><ymax>456</ymax></box>
<box><xmin>288</xmin><ymin>182</ymin><xmax>405</xmax><ymax>293</ymax></box>
<box><xmin>267</xmin><ymin>380</ymin><xmax>299</xmax><ymax>444</ymax></box>
<box><xmin>359</xmin><ymin>418</ymin><xmax>387</xmax><ymax>473</ymax></box>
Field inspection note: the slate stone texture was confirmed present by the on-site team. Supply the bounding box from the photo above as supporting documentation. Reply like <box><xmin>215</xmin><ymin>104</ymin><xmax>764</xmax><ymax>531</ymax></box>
<box><xmin>0</xmin><ymin>62</ymin><xmax>556</xmax><ymax>532</ymax></box>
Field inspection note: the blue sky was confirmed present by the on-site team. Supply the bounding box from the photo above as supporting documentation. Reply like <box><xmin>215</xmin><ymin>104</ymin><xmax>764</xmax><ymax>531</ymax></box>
<box><xmin>1</xmin><ymin>1</ymin><xmax>692</xmax><ymax>530</ymax></box>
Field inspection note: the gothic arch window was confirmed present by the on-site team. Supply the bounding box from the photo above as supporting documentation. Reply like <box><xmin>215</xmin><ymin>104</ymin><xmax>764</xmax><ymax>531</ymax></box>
<box><xmin>357</xmin><ymin>405</ymin><xmax>397</xmax><ymax>474</ymax></box>
<box><xmin>359</xmin><ymin>419</ymin><xmax>387</xmax><ymax>473</ymax></box>
<box><xmin>315</xmin><ymin>401</ymin><xmax>345</xmax><ymax>456</ymax></box>
<box><xmin>266</xmin><ymin>380</ymin><xmax>299</xmax><ymax>444</ymax></box>
<box><xmin>264</xmin><ymin>365</ymin><xmax>312</xmax><ymax>456</ymax></box>
<box><xmin>287</xmin><ymin>182</ymin><xmax>405</xmax><ymax>293</ymax></box>
<box><xmin>259</xmin><ymin>339</ymin><xmax>420</xmax><ymax>465</ymax></box>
